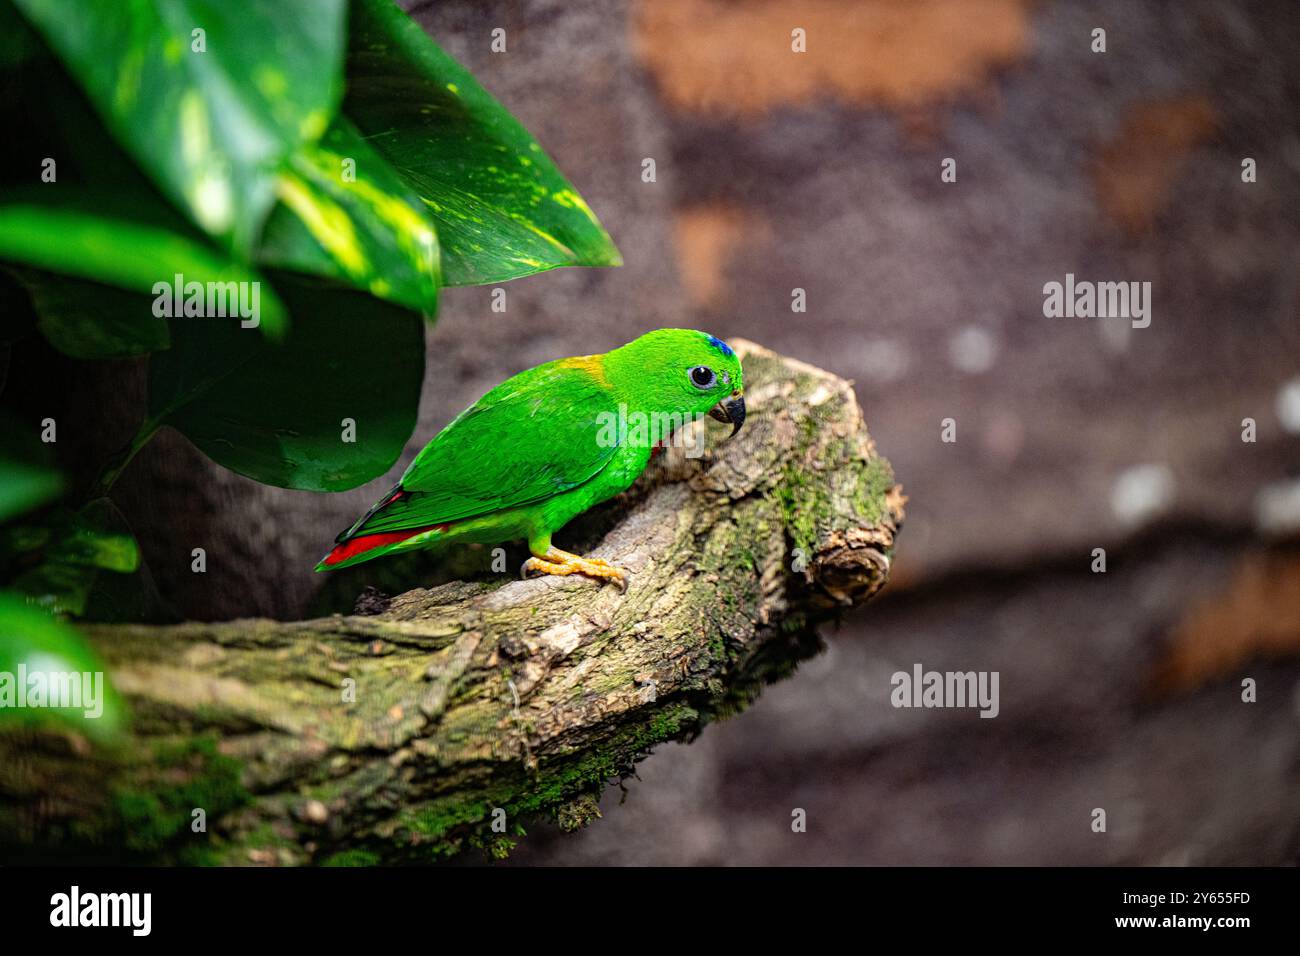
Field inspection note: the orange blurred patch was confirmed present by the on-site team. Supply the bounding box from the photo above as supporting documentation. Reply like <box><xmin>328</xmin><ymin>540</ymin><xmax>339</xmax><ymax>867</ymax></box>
<box><xmin>1149</xmin><ymin>550</ymin><xmax>1300</xmax><ymax>695</ymax></box>
<box><xmin>556</xmin><ymin>354</ymin><xmax>611</xmax><ymax>387</ymax></box>
<box><xmin>673</xmin><ymin>204</ymin><xmax>772</xmax><ymax>308</ymax></box>
<box><xmin>1093</xmin><ymin>95</ymin><xmax>1218</xmax><ymax>237</ymax></box>
<box><xmin>633</xmin><ymin>0</ymin><xmax>1033</xmax><ymax>120</ymax></box>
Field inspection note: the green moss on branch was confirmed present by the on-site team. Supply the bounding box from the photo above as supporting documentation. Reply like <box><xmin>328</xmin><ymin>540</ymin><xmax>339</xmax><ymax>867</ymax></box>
<box><xmin>0</xmin><ymin>341</ymin><xmax>903</xmax><ymax>864</ymax></box>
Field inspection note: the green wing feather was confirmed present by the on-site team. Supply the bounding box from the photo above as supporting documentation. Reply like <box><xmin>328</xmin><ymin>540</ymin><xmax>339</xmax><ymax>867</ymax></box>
<box><xmin>344</xmin><ymin>358</ymin><xmax>618</xmax><ymax>538</ymax></box>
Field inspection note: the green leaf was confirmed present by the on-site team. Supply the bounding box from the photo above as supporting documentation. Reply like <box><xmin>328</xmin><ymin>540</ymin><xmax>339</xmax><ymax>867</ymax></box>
<box><xmin>344</xmin><ymin>0</ymin><xmax>622</xmax><ymax>286</ymax></box>
<box><xmin>0</xmin><ymin>413</ymin><xmax>61</xmax><ymax>523</ymax></box>
<box><xmin>6</xmin><ymin>498</ymin><xmax>141</xmax><ymax>617</ymax></box>
<box><xmin>0</xmin><ymin>53</ymin><xmax>287</xmax><ymax>351</ymax></box>
<box><xmin>148</xmin><ymin>275</ymin><xmax>425</xmax><ymax>491</ymax></box>
<box><xmin>0</xmin><ymin>497</ymin><xmax>167</xmax><ymax>625</ymax></box>
<box><xmin>0</xmin><ymin>590</ymin><xmax>124</xmax><ymax>739</ymax></box>
<box><xmin>0</xmin><ymin>198</ymin><xmax>287</xmax><ymax>342</ymax></box>
<box><xmin>14</xmin><ymin>271</ymin><xmax>170</xmax><ymax>359</ymax></box>
<box><xmin>0</xmin><ymin>0</ymin><xmax>40</xmax><ymax>69</ymax></box>
<box><xmin>44</xmin><ymin>499</ymin><xmax>141</xmax><ymax>574</ymax></box>
<box><xmin>9</xmin><ymin>559</ymin><xmax>92</xmax><ymax>616</ymax></box>
<box><xmin>81</xmin><ymin>552</ymin><xmax>173</xmax><ymax>625</ymax></box>
<box><xmin>11</xmin><ymin>0</ymin><xmax>347</xmax><ymax>252</ymax></box>
<box><xmin>259</xmin><ymin>117</ymin><xmax>440</xmax><ymax>314</ymax></box>
<box><xmin>0</xmin><ymin>461</ymin><xmax>60</xmax><ymax>525</ymax></box>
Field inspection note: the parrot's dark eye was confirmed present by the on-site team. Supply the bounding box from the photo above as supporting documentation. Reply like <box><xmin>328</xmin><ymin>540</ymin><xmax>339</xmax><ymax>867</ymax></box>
<box><xmin>689</xmin><ymin>365</ymin><xmax>716</xmax><ymax>389</ymax></box>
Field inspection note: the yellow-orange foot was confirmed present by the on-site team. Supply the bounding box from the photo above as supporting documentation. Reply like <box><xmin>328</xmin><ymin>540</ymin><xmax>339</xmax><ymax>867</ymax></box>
<box><xmin>521</xmin><ymin>547</ymin><xmax>628</xmax><ymax>591</ymax></box>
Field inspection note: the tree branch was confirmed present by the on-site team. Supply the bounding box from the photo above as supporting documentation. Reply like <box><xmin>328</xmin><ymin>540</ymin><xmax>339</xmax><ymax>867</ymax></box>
<box><xmin>0</xmin><ymin>341</ymin><xmax>904</xmax><ymax>864</ymax></box>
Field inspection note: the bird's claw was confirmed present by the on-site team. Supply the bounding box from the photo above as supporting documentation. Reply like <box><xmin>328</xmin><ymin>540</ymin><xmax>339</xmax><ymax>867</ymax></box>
<box><xmin>521</xmin><ymin>549</ymin><xmax>628</xmax><ymax>591</ymax></box>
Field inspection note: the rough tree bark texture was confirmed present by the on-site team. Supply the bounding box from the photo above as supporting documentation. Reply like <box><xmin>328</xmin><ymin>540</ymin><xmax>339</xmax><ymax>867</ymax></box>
<box><xmin>0</xmin><ymin>342</ymin><xmax>903</xmax><ymax>865</ymax></box>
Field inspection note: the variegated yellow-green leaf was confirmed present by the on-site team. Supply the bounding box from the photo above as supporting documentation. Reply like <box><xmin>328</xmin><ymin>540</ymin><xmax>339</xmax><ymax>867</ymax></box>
<box><xmin>259</xmin><ymin>117</ymin><xmax>440</xmax><ymax>314</ymax></box>
<box><xmin>0</xmin><ymin>52</ymin><xmax>287</xmax><ymax>351</ymax></box>
<box><xmin>344</xmin><ymin>0</ymin><xmax>622</xmax><ymax>286</ymax></box>
<box><xmin>11</xmin><ymin>0</ymin><xmax>346</xmax><ymax>253</ymax></box>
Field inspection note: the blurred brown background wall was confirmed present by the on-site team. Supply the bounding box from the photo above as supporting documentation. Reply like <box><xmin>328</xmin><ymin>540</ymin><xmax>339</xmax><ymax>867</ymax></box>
<box><xmin>108</xmin><ymin>0</ymin><xmax>1300</xmax><ymax>863</ymax></box>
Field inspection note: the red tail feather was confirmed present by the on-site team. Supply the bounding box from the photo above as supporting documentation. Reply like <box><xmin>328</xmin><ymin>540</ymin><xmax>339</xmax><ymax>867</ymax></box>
<box><xmin>320</xmin><ymin>523</ymin><xmax>449</xmax><ymax>567</ymax></box>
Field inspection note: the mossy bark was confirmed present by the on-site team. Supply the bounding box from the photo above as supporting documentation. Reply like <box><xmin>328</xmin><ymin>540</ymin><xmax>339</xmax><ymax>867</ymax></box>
<box><xmin>0</xmin><ymin>341</ymin><xmax>904</xmax><ymax>864</ymax></box>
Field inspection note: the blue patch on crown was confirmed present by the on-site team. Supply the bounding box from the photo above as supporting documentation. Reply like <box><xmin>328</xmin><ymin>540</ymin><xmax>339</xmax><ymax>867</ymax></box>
<box><xmin>706</xmin><ymin>334</ymin><xmax>734</xmax><ymax>358</ymax></box>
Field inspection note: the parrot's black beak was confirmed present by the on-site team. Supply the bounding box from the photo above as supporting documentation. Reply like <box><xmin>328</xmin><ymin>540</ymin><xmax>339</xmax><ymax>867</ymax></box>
<box><xmin>708</xmin><ymin>393</ymin><xmax>746</xmax><ymax>437</ymax></box>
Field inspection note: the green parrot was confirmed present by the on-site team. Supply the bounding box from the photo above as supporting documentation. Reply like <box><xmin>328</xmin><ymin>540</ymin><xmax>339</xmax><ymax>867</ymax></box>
<box><xmin>316</xmin><ymin>328</ymin><xmax>746</xmax><ymax>588</ymax></box>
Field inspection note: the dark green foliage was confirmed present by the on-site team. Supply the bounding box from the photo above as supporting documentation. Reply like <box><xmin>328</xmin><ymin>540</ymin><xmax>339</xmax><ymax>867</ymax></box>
<box><xmin>0</xmin><ymin>0</ymin><xmax>618</xmax><ymax>496</ymax></box>
<box><xmin>148</xmin><ymin>276</ymin><xmax>425</xmax><ymax>491</ymax></box>
<box><xmin>0</xmin><ymin>0</ymin><xmax>619</xmax><ymax>710</ymax></box>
